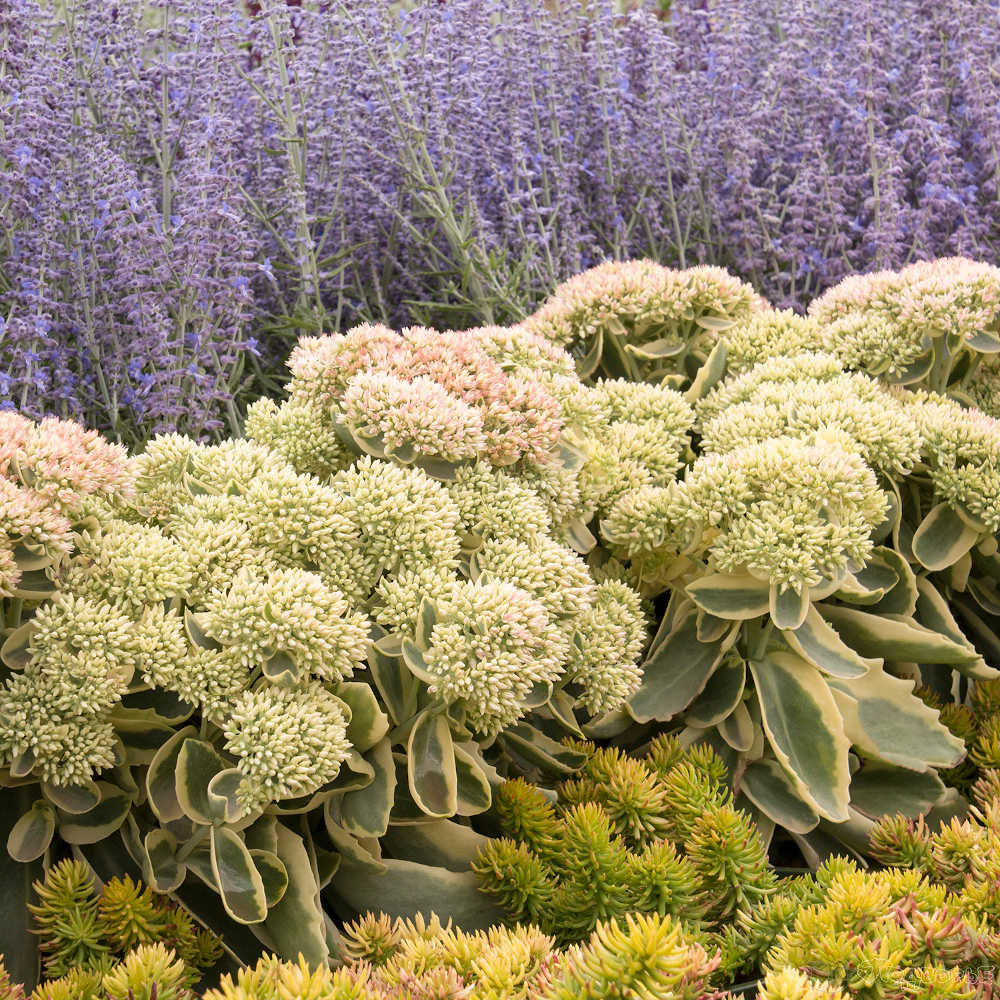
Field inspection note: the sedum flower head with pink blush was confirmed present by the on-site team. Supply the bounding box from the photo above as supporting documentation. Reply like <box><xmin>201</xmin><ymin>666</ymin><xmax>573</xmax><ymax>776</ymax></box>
<box><xmin>5</xmin><ymin>416</ymin><xmax>133</xmax><ymax>515</ymax></box>
<box><xmin>809</xmin><ymin>257</ymin><xmax>1000</xmax><ymax>388</ymax></box>
<box><xmin>286</xmin><ymin>322</ymin><xmax>566</xmax><ymax>472</ymax></box>
<box><xmin>522</xmin><ymin>260</ymin><xmax>763</xmax><ymax>386</ymax></box>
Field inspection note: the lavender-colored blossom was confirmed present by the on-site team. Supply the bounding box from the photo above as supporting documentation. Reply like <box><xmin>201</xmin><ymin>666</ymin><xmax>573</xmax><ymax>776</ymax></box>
<box><xmin>4</xmin><ymin>0</ymin><xmax>1000</xmax><ymax>437</ymax></box>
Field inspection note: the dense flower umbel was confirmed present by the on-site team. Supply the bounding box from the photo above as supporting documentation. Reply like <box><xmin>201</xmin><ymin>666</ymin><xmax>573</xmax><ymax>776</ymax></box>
<box><xmin>684</xmin><ymin>435</ymin><xmax>887</xmax><ymax>593</ymax></box>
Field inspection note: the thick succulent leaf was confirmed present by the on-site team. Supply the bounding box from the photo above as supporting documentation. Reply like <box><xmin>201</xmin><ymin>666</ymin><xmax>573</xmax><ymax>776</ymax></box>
<box><xmin>42</xmin><ymin>780</ymin><xmax>101</xmax><ymax>816</ymax></box>
<box><xmin>716</xmin><ymin>701</ymin><xmax>754</xmax><ymax>752</ymax></box>
<box><xmin>327</xmin><ymin>858</ymin><xmax>505</xmax><ymax>930</ymax></box>
<box><xmin>243</xmin><ymin>815</ymin><xmax>279</xmax><ymax>856</ymax></box>
<box><xmin>749</xmin><ymin>651</ymin><xmax>851</xmax><ymax>822</ymax></box>
<box><xmin>323</xmin><ymin>811</ymin><xmax>388</xmax><ymax>873</ymax></box>
<box><xmin>415</xmin><ymin>598</ymin><xmax>438</xmax><ymax>650</ymax></box>
<box><xmin>498</xmin><ymin>724</ymin><xmax>589</xmax><ymax>776</ymax></box>
<box><xmin>262</xmin><ymin>651</ymin><xmax>301</xmax><ymax>685</ymax></box>
<box><xmin>686</xmin><ymin>573</ymin><xmax>770</xmax><ymax>620</ymax></box>
<box><xmin>546</xmin><ymin>688</ymin><xmax>584</xmax><ymax>736</ymax></box>
<box><xmin>207</xmin><ymin>769</ymin><xmax>246</xmax><ymax>826</ymax></box>
<box><xmin>770</xmin><ymin>584</ymin><xmax>810</xmax><ymax>630</ymax></box>
<box><xmin>400</xmin><ymin>638</ymin><xmax>438</xmax><ymax>686</ymax></box>
<box><xmin>783</xmin><ymin>605</ymin><xmax>878</xmax><ymax>679</ymax></box>
<box><xmin>915</xmin><ymin>577</ymin><xmax>998</xmax><ymax>679</ymax></box>
<box><xmin>142</xmin><ymin>829</ymin><xmax>185</xmax><ymax>893</ymax></box>
<box><xmin>848</xmin><ymin>763</ymin><xmax>946</xmax><ymax>819</ymax></box>
<box><xmin>407</xmin><ymin>710</ymin><xmax>458</xmax><ymax>818</ymax></box>
<box><xmin>176</xmin><ymin>738</ymin><xmax>230</xmax><ymax>825</ymax></box>
<box><xmin>625</xmin><ymin>336</ymin><xmax>686</xmax><ymax>360</ymax></box>
<box><xmin>258</xmin><ymin>823</ymin><xmax>324</xmax><ymax>962</ymax></box>
<box><xmin>381</xmin><ymin>820</ymin><xmax>491</xmax><ymax>872</ymax></box>
<box><xmin>1</xmin><ymin>621</ymin><xmax>36</xmax><ymax>670</ymax></box>
<box><xmin>818</xmin><ymin>604</ymin><xmax>980</xmax><ymax>665</ymax></box>
<box><xmin>739</xmin><ymin>760</ymin><xmax>820</xmax><ymax>835</ymax></box>
<box><xmin>453</xmin><ymin>744</ymin><xmax>492</xmax><ymax>816</ymax></box>
<box><xmin>210</xmin><ymin>826</ymin><xmax>267</xmax><ymax>924</ymax></box>
<box><xmin>12</xmin><ymin>568</ymin><xmax>57</xmax><ymax>600</ymax></box>
<box><xmin>685</xmin><ymin>340</ymin><xmax>728</xmax><ymax>401</ymax></box>
<box><xmin>367</xmin><ymin>642</ymin><xmax>419</xmax><ymax>726</ymax></box>
<box><xmin>575</xmin><ymin>331</ymin><xmax>604</xmax><ymax>379</ymax></box>
<box><xmin>109</xmin><ymin>707</ymin><xmax>176</xmax><ymax>765</ymax></box>
<box><xmin>0</xmin><ymin>787</ymin><xmax>43</xmax><ymax>989</ymax></box>
<box><xmin>7</xmin><ymin>800</ymin><xmax>55</xmax><ymax>862</ymax></box>
<box><xmin>685</xmin><ymin>654</ymin><xmax>746</xmax><ymax>727</ymax></box>
<box><xmin>185</xmin><ymin>610</ymin><xmax>221</xmax><ymax>651</ymax></box>
<box><xmin>627</xmin><ymin>611</ymin><xmax>736</xmax><ymax>723</ymax></box>
<box><xmin>339</xmin><ymin>738</ymin><xmax>395</xmax><ymax>839</ymax></box>
<box><xmin>249</xmin><ymin>850</ymin><xmax>288</xmax><ymax>908</ymax></box>
<box><xmin>337</xmin><ymin>683</ymin><xmax>390</xmax><ymax>753</ymax></box>
<box><xmin>57</xmin><ymin>782</ymin><xmax>132</xmax><ymax>844</ymax></box>
<box><xmin>326</xmin><ymin>751</ymin><xmax>375</xmax><ymax>796</ymax></box>
<box><xmin>696</xmin><ymin>610</ymin><xmax>732</xmax><ymax>643</ymax></box>
<box><xmin>827</xmin><ymin>667</ymin><xmax>965</xmax><ymax>770</ymax></box>
<box><xmin>912</xmin><ymin>502</ymin><xmax>980</xmax><ymax>571</ymax></box>
<box><xmin>870</xmin><ymin>547</ymin><xmax>919</xmax><ymax>616</ymax></box>
<box><xmin>146</xmin><ymin>726</ymin><xmax>198</xmax><ymax>823</ymax></box>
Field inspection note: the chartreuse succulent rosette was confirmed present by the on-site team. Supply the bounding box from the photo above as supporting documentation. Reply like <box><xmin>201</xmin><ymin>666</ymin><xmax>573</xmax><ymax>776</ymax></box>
<box><xmin>0</xmin><ymin>323</ymin><xmax>671</xmax><ymax>965</ymax></box>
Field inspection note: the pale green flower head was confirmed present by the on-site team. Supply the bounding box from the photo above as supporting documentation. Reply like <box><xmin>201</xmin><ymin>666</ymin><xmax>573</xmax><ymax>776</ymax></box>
<box><xmin>472</xmin><ymin>534</ymin><xmax>597</xmax><ymax>622</ymax></box>
<box><xmin>591</xmin><ymin>378</ymin><xmax>696</xmax><ymax>434</ymax></box>
<box><xmin>204</xmin><ymin>566</ymin><xmax>369</xmax><ymax>684</ymax></box>
<box><xmin>700</xmin><ymin>372</ymin><xmax>923</xmax><ymax>475</ymax></box>
<box><xmin>371</xmin><ymin>563</ymin><xmax>457</xmax><ymax>633</ymax></box>
<box><xmin>244</xmin><ymin>396</ymin><xmax>349</xmax><ymax>480</ymax></box>
<box><xmin>27</xmin><ymin>594</ymin><xmax>139</xmax><ymax>704</ymax></box>
<box><xmin>169</xmin><ymin>647</ymin><xmax>251</xmax><ymax>719</ymax></box>
<box><xmin>906</xmin><ymin>392</ymin><xmax>1000</xmax><ymax>531</ymax></box>
<box><xmin>685</xmin><ymin>434</ymin><xmax>887</xmax><ymax>593</ymax></box>
<box><xmin>468</xmin><ymin>324</ymin><xmax>577</xmax><ymax>377</ymax></box>
<box><xmin>222</xmin><ymin>682</ymin><xmax>351</xmax><ymax>813</ymax></box>
<box><xmin>334</xmin><ymin>456</ymin><xmax>461</xmax><ymax>574</ymax></box>
<box><xmin>698</xmin><ymin>352</ymin><xmax>846</xmax><ymax>423</ymax></box>
<box><xmin>567</xmin><ymin>579</ymin><xmax>646</xmax><ymax>716</ymax></box>
<box><xmin>518</xmin><ymin>459</ymin><xmax>591</xmax><ymax>536</ymax></box>
<box><xmin>66</xmin><ymin>520</ymin><xmax>193</xmax><ymax>616</ymax></box>
<box><xmin>422</xmin><ymin>579</ymin><xmax>565</xmax><ymax>736</ymax></box>
<box><xmin>601</xmin><ymin>482</ymin><xmax>699</xmax><ymax>595</ymax></box>
<box><xmin>723</xmin><ymin>309</ymin><xmax>824</xmax><ymax>374</ymax></box>
<box><xmin>166</xmin><ymin>496</ymin><xmax>267</xmax><ymax>608</ymax></box>
<box><xmin>0</xmin><ymin>676</ymin><xmax>117</xmax><ymax>785</ymax></box>
<box><xmin>448</xmin><ymin>462</ymin><xmax>553</xmax><ymax>543</ymax></box>
<box><xmin>243</xmin><ymin>464</ymin><xmax>376</xmax><ymax>603</ymax></box>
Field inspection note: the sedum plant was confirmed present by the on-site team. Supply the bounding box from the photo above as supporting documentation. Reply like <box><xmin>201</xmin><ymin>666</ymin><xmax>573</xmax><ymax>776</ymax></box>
<box><xmin>521</xmin><ymin>256</ymin><xmax>1000</xmax><ymax>865</ymax></box>
<box><xmin>205</xmin><ymin>909</ymin><xmax>731</xmax><ymax>1000</ymax></box>
<box><xmin>472</xmin><ymin>737</ymin><xmax>774</xmax><ymax>944</ymax></box>
<box><xmin>24</xmin><ymin>858</ymin><xmax>220</xmax><ymax>991</ymax></box>
<box><xmin>1</xmin><ymin>323</ymin><xmax>662</xmax><ymax>962</ymax></box>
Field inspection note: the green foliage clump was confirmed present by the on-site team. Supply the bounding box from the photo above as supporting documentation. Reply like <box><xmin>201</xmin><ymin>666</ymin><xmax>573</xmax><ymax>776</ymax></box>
<box><xmin>473</xmin><ymin>739</ymin><xmax>774</xmax><ymax>943</ymax></box>
<box><xmin>26</xmin><ymin>859</ymin><xmax>220</xmax><ymax>986</ymax></box>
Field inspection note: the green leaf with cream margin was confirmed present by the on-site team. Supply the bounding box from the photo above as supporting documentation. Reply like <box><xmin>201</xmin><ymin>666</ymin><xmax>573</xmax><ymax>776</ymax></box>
<box><xmin>827</xmin><ymin>667</ymin><xmax>965</xmax><ymax>771</ymax></box>
<box><xmin>911</xmin><ymin>502</ymin><xmax>981</xmax><ymax>571</ymax></box>
<box><xmin>686</xmin><ymin>573</ymin><xmax>770</xmax><ymax>620</ymax></box>
<box><xmin>627</xmin><ymin>610</ymin><xmax>737</xmax><ymax>723</ymax></box>
<box><xmin>817</xmin><ymin>604</ymin><xmax>982</xmax><ymax>665</ymax></box>
<box><xmin>783</xmin><ymin>605</ymin><xmax>878</xmax><ymax>680</ymax></box>
<box><xmin>748</xmin><ymin>651</ymin><xmax>851</xmax><ymax>822</ymax></box>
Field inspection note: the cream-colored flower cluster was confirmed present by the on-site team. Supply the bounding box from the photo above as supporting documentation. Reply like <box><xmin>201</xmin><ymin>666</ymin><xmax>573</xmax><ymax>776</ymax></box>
<box><xmin>522</xmin><ymin>259</ymin><xmax>762</xmax><ymax>350</ymax></box>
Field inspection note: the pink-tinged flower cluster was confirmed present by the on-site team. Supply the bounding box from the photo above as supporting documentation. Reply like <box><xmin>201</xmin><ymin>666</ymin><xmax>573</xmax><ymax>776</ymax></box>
<box><xmin>0</xmin><ymin>413</ymin><xmax>134</xmax><ymax>596</ymax></box>
<box><xmin>289</xmin><ymin>325</ymin><xmax>407</xmax><ymax>401</ymax></box>
<box><xmin>523</xmin><ymin>260</ymin><xmax>763</xmax><ymax>348</ymax></box>
<box><xmin>810</xmin><ymin>257</ymin><xmax>1000</xmax><ymax>349</ymax></box>
<box><xmin>342</xmin><ymin>373</ymin><xmax>487</xmax><ymax>463</ymax></box>
<box><xmin>5</xmin><ymin>416</ymin><xmax>133</xmax><ymax>515</ymax></box>
<box><xmin>290</xmin><ymin>323</ymin><xmax>564</xmax><ymax>468</ymax></box>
